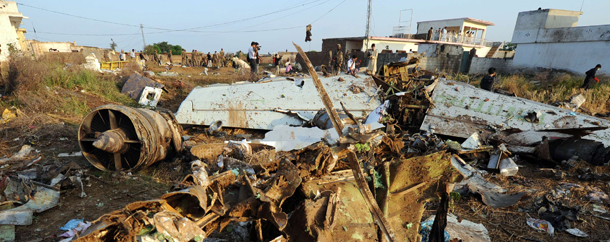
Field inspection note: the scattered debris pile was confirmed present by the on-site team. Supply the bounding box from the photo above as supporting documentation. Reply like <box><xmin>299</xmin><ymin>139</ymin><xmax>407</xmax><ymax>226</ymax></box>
<box><xmin>5</xmin><ymin>43</ymin><xmax>610</xmax><ymax>241</ymax></box>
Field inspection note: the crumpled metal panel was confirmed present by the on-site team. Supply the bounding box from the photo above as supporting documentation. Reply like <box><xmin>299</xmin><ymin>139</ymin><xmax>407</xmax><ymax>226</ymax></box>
<box><xmin>421</xmin><ymin>80</ymin><xmax>610</xmax><ymax>146</ymax></box>
<box><xmin>175</xmin><ymin>74</ymin><xmax>382</xmax><ymax>129</ymax></box>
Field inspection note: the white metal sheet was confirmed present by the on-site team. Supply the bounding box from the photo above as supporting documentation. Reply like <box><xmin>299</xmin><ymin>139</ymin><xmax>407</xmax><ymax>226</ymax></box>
<box><xmin>175</xmin><ymin>74</ymin><xmax>382</xmax><ymax>129</ymax></box>
<box><xmin>421</xmin><ymin>80</ymin><xmax>610</xmax><ymax>146</ymax></box>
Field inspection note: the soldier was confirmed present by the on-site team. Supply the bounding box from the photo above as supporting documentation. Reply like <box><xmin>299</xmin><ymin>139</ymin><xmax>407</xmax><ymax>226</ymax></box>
<box><xmin>219</xmin><ymin>48</ymin><xmax>225</xmax><ymax>67</ymax></box>
<box><xmin>332</xmin><ymin>44</ymin><xmax>343</xmax><ymax>75</ymax></box>
<box><xmin>191</xmin><ymin>50</ymin><xmax>198</xmax><ymax>67</ymax></box>
<box><xmin>344</xmin><ymin>49</ymin><xmax>351</xmax><ymax>73</ymax></box>
<box><xmin>153</xmin><ymin>50</ymin><xmax>160</xmax><ymax>65</ymax></box>
<box><xmin>181</xmin><ymin>49</ymin><xmax>188</xmax><ymax>66</ymax></box>
<box><xmin>167</xmin><ymin>50</ymin><xmax>173</xmax><ymax>65</ymax></box>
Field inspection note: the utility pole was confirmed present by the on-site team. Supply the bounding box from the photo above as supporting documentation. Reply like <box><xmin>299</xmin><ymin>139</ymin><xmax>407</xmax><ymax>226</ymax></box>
<box><xmin>140</xmin><ymin>24</ymin><xmax>147</xmax><ymax>51</ymax></box>
<box><xmin>364</xmin><ymin>0</ymin><xmax>372</xmax><ymax>50</ymax></box>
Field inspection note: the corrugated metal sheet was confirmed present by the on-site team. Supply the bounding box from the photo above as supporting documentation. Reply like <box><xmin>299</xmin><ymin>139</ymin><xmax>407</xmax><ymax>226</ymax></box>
<box><xmin>175</xmin><ymin>74</ymin><xmax>382</xmax><ymax>129</ymax></box>
<box><xmin>421</xmin><ymin>80</ymin><xmax>610</xmax><ymax>146</ymax></box>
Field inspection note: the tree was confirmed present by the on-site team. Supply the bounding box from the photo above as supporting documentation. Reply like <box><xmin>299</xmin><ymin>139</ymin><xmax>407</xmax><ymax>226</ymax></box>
<box><xmin>154</xmin><ymin>41</ymin><xmax>171</xmax><ymax>53</ymax></box>
<box><xmin>144</xmin><ymin>45</ymin><xmax>160</xmax><ymax>55</ymax></box>
<box><xmin>109</xmin><ymin>39</ymin><xmax>117</xmax><ymax>51</ymax></box>
<box><xmin>170</xmin><ymin>45</ymin><xmax>183</xmax><ymax>55</ymax></box>
<box><xmin>501</xmin><ymin>42</ymin><xmax>517</xmax><ymax>51</ymax></box>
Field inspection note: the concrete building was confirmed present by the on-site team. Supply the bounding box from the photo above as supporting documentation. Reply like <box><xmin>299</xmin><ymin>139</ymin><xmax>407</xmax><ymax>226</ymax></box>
<box><xmin>0</xmin><ymin>1</ymin><xmax>27</xmax><ymax>62</ymax></box>
<box><xmin>511</xmin><ymin>9</ymin><xmax>610</xmax><ymax>75</ymax></box>
<box><xmin>321</xmin><ymin>17</ymin><xmax>497</xmax><ymax>59</ymax></box>
<box><xmin>416</xmin><ymin>17</ymin><xmax>495</xmax><ymax>45</ymax></box>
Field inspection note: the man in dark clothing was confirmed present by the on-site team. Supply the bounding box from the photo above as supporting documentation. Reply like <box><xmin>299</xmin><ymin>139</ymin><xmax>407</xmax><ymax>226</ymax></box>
<box><xmin>581</xmin><ymin>64</ymin><xmax>602</xmax><ymax>90</ymax></box>
<box><xmin>427</xmin><ymin>27</ymin><xmax>433</xmax><ymax>41</ymax></box>
<box><xmin>480</xmin><ymin>67</ymin><xmax>498</xmax><ymax>91</ymax></box>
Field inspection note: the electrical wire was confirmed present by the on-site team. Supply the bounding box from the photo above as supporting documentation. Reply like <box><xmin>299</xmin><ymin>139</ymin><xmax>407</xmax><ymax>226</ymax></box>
<box><xmin>310</xmin><ymin>0</ymin><xmax>347</xmax><ymax>24</ymax></box>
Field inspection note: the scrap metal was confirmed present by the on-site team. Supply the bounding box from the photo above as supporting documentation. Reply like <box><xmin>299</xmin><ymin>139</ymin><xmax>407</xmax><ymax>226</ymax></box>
<box><xmin>78</xmin><ymin>104</ymin><xmax>182</xmax><ymax>171</ymax></box>
<box><xmin>421</xmin><ymin>79</ymin><xmax>610</xmax><ymax>146</ymax></box>
<box><xmin>174</xmin><ymin>74</ymin><xmax>381</xmax><ymax>130</ymax></box>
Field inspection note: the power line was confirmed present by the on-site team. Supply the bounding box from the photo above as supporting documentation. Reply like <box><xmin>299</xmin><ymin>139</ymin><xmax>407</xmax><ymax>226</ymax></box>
<box><xmin>18</xmin><ymin>0</ymin><xmax>326</xmax><ymax>33</ymax></box>
<box><xmin>310</xmin><ymin>0</ymin><xmax>348</xmax><ymax>24</ymax></box>
<box><xmin>17</xmin><ymin>3</ymin><xmax>140</xmax><ymax>28</ymax></box>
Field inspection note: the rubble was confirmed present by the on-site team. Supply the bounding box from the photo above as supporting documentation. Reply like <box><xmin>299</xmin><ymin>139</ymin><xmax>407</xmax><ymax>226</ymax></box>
<box><xmin>121</xmin><ymin>73</ymin><xmax>165</xmax><ymax>107</ymax></box>
<box><xmin>12</xmin><ymin>43</ymin><xmax>610</xmax><ymax>241</ymax></box>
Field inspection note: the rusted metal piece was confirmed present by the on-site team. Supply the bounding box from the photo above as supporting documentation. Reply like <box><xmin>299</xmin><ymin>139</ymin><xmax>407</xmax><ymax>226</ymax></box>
<box><xmin>293</xmin><ymin>42</ymin><xmax>344</xmax><ymax>136</ymax></box>
<box><xmin>346</xmin><ymin>150</ymin><xmax>397</xmax><ymax>242</ymax></box>
<box><xmin>78</xmin><ymin>104</ymin><xmax>182</xmax><ymax>171</ymax></box>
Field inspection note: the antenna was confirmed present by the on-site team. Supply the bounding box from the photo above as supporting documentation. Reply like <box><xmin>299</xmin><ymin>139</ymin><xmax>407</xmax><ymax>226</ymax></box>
<box><xmin>364</xmin><ymin>0</ymin><xmax>372</xmax><ymax>49</ymax></box>
<box><xmin>580</xmin><ymin>0</ymin><xmax>585</xmax><ymax>12</ymax></box>
<box><xmin>140</xmin><ymin>24</ymin><xmax>147</xmax><ymax>51</ymax></box>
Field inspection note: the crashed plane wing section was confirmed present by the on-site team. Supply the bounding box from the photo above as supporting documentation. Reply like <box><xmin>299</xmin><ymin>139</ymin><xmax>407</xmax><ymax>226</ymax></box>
<box><xmin>421</xmin><ymin>80</ymin><xmax>610</xmax><ymax>146</ymax></box>
<box><xmin>175</xmin><ymin>75</ymin><xmax>382</xmax><ymax>129</ymax></box>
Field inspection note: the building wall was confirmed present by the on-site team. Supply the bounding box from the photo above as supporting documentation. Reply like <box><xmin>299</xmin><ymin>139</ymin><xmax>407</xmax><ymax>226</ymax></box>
<box><xmin>368</xmin><ymin>39</ymin><xmax>419</xmax><ymax>53</ymax></box>
<box><xmin>512</xmin><ymin>41</ymin><xmax>610</xmax><ymax>75</ymax></box>
<box><xmin>469</xmin><ymin>57</ymin><xmax>515</xmax><ymax>74</ymax></box>
<box><xmin>513</xmin><ymin>24</ymin><xmax>610</xmax><ymax>44</ymax></box>
<box><xmin>419</xmin><ymin>56</ymin><xmax>462</xmax><ymax>73</ymax></box>
<box><xmin>0</xmin><ymin>1</ymin><xmax>25</xmax><ymax>62</ymax></box>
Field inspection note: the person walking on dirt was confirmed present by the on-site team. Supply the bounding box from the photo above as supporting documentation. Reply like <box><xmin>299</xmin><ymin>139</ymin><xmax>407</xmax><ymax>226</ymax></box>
<box><xmin>167</xmin><ymin>50</ymin><xmax>173</xmax><ymax>65</ymax></box>
<box><xmin>480</xmin><ymin>67</ymin><xmax>498</xmax><ymax>91</ymax></box>
<box><xmin>581</xmin><ymin>64</ymin><xmax>602</xmax><ymax>90</ymax></box>
<box><xmin>207</xmin><ymin>52</ymin><xmax>212</xmax><ymax>67</ymax></box>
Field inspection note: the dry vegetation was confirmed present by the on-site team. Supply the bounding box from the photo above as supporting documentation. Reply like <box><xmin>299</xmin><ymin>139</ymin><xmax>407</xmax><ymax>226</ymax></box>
<box><xmin>450</xmin><ymin>71</ymin><xmax>610</xmax><ymax>115</ymax></box>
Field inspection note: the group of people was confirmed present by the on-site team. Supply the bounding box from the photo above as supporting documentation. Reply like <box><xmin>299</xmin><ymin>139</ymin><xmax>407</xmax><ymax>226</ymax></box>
<box><xmin>181</xmin><ymin>49</ymin><xmax>232</xmax><ymax>68</ymax></box>
<box><xmin>329</xmin><ymin>43</ymin><xmax>378</xmax><ymax>76</ymax></box>
<box><xmin>426</xmin><ymin>27</ymin><xmax>479</xmax><ymax>44</ymax></box>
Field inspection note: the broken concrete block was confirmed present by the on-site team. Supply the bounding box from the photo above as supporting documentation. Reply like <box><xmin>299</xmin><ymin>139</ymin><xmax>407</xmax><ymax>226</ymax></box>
<box><xmin>121</xmin><ymin>73</ymin><xmax>164</xmax><ymax>107</ymax></box>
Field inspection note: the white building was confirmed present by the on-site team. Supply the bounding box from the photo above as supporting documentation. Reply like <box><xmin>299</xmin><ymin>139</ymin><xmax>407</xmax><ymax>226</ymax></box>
<box><xmin>0</xmin><ymin>1</ymin><xmax>27</xmax><ymax>62</ymax></box>
<box><xmin>511</xmin><ymin>9</ymin><xmax>610</xmax><ymax>75</ymax></box>
<box><xmin>321</xmin><ymin>17</ymin><xmax>497</xmax><ymax>57</ymax></box>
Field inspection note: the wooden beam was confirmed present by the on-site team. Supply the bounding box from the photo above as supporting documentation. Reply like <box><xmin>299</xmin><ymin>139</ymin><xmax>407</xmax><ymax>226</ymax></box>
<box><xmin>293</xmin><ymin>42</ymin><xmax>344</xmax><ymax>136</ymax></box>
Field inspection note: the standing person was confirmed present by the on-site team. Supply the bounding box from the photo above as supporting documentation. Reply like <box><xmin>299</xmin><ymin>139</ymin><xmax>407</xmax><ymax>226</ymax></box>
<box><xmin>347</xmin><ymin>55</ymin><xmax>358</xmax><ymax>75</ymax></box>
<box><xmin>248</xmin><ymin>42</ymin><xmax>259</xmax><ymax>81</ymax></box>
<box><xmin>167</xmin><ymin>50</ymin><xmax>173</xmax><ymax>65</ymax></box>
<box><xmin>332</xmin><ymin>44</ymin><xmax>343</xmax><ymax>75</ymax></box>
<box><xmin>427</xmin><ymin>27</ymin><xmax>433</xmax><ymax>41</ymax></box>
<box><xmin>181</xmin><ymin>49</ymin><xmax>188</xmax><ymax>66</ymax></box>
<box><xmin>139</xmin><ymin>51</ymin><xmax>147</xmax><ymax>67</ymax></box>
<box><xmin>273</xmin><ymin>54</ymin><xmax>281</xmax><ymax>75</ymax></box>
<box><xmin>130</xmin><ymin>49</ymin><xmax>136</xmax><ymax>59</ymax></box>
<box><xmin>219</xmin><ymin>48</ymin><xmax>225</xmax><ymax>67</ymax></box>
<box><xmin>442</xmin><ymin>27</ymin><xmax>447</xmax><ymax>41</ymax></box>
<box><xmin>344</xmin><ymin>49</ymin><xmax>351</xmax><ymax>72</ymax></box>
<box><xmin>328</xmin><ymin>50</ymin><xmax>333</xmax><ymax>74</ymax></box>
<box><xmin>480</xmin><ymin>67</ymin><xmax>498</xmax><ymax>91</ymax></box>
<box><xmin>437</xmin><ymin>28</ymin><xmax>442</xmax><ymax>40</ymax></box>
<box><xmin>581</xmin><ymin>64</ymin><xmax>602</xmax><ymax>89</ymax></box>
<box><xmin>207</xmin><ymin>52</ymin><xmax>212</xmax><ymax>67</ymax></box>
<box><xmin>154</xmin><ymin>50</ymin><xmax>160</xmax><ymax>65</ymax></box>
<box><xmin>366</xmin><ymin>44</ymin><xmax>378</xmax><ymax>75</ymax></box>
<box><xmin>119</xmin><ymin>50</ymin><xmax>126</xmax><ymax>61</ymax></box>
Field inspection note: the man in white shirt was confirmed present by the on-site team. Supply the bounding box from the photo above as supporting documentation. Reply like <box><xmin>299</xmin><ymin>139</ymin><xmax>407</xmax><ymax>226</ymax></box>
<box><xmin>130</xmin><ymin>49</ymin><xmax>136</xmax><ymax>59</ymax></box>
<box><xmin>442</xmin><ymin>27</ymin><xmax>447</xmax><ymax>41</ymax></box>
<box><xmin>347</xmin><ymin>55</ymin><xmax>358</xmax><ymax>75</ymax></box>
<box><xmin>248</xmin><ymin>42</ymin><xmax>259</xmax><ymax>81</ymax></box>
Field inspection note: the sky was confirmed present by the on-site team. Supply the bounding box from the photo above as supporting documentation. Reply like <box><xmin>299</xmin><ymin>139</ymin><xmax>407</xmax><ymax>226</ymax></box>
<box><xmin>16</xmin><ymin>0</ymin><xmax>610</xmax><ymax>53</ymax></box>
